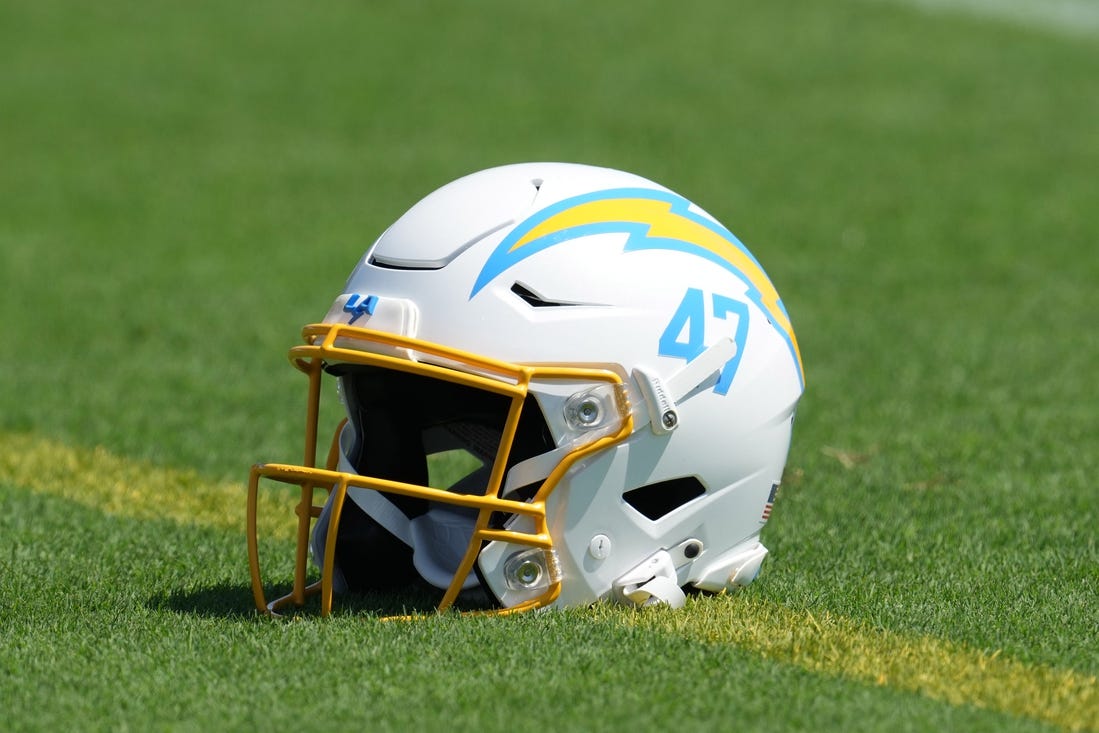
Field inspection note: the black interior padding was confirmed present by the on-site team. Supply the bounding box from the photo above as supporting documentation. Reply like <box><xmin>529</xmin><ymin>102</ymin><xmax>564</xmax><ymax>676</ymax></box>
<box><xmin>324</xmin><ymin>364</ymin><xmax>555</xmax><ymax>591</ymax></box>
<box><xmin>334</xmin><ymin>501</ymin><xmax>420</xmax><ymax>590</ymax></box>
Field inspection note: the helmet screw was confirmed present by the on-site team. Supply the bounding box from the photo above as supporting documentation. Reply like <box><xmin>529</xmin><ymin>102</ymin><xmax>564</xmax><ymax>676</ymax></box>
<box><xmin>514</xmin><ymin>559</ymin><xmax>543</xmax><ymax>587</ymax></box>
<box><xmin>577</xmin><ymin>398</ymin><xmax>601</xmax><ymax>425</ymax></box>
<box><xmin>661</xmin><ymin>410</ymin><xmax>678</xmax><ymax>429</ymax></box>
<box><xmin>683</xmin><ymin>541</ymin><xmax>702</xmax><ymax>559</ymax></box>
<box><xmin>588</xmin><ymin>534</ymin><xmax>612</xmax><ymax>560</ymax></box>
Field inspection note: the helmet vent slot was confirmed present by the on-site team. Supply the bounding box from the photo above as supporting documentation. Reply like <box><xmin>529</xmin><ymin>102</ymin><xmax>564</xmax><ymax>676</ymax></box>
<box><xmin>623</xmin><ymin>477</ymin><xmax>706</xmax><ymax>521</ymax></box>
<box><xmin>368</xmin><ymin>256</ymin><xmax>441</xmax><ymax>271</ymax></box>
<box><xmin>510</xmin><ymin>282</ymin><xmax>577</xmax><ymax>308</ymax></box>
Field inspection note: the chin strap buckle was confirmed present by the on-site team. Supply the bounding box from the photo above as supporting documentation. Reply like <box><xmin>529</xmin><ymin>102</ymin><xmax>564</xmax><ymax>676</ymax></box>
<box><xmin>613</xmin><ymin>550</ymin><xmax>686</xmax><ymax>609</ymax></box>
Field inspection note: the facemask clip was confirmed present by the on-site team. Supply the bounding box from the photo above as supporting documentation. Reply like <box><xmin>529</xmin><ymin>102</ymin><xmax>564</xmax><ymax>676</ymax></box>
<box><xmin>633</xmin><ymin>336</ymin><xmax>737</xmax><ymax>435</ymax></box>
<box><xmin>613</xmin><ymin>550</ymin><xmax>686</xmax><ymax>609</ymax></box>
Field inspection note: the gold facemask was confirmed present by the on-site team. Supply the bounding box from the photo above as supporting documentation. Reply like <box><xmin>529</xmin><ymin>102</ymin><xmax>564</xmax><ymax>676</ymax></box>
<box><xmin>246</xmin><ymin>323</ymin><xmax>633</xmax><ymax>619</ymax></box>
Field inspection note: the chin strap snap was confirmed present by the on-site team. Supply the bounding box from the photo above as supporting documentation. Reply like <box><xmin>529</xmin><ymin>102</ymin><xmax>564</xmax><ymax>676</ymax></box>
<box><xmin>613</xmin><ymin>550</ymin><xmax>687</xmax><ymax>609</ymax></box>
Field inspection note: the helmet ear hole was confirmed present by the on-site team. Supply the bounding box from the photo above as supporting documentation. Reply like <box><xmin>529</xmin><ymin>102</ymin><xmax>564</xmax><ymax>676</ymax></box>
<box><xmin>623</xmin><ymin>477</ymin><xmax>706</xmax><ymax>521</ymax></box>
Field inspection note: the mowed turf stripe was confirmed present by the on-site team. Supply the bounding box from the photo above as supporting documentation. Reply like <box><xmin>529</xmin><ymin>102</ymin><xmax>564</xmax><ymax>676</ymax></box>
<box><xmin>874</xmin><ymin>0</ymin><xmax>1099</xmax><ymax>37</ymax></box>
<box><xmin>0</xmin><ymin>432</ymin><xmax>294</xmax><ymax>541</ymax></box>
<box><xmin>629</xmin><ymin>598</ymin><xmax>1098</xmax><ymax>732</ymax></box>
<box><xmin>4</xmin><ymin>432</ymin><xmax>1097</xmax><ymax>730</ymax></box>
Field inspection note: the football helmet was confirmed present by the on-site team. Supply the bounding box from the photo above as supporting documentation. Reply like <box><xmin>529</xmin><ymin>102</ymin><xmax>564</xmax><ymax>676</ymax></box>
<box><xmin>247</xmin><ymin>162</ymin><xmax>804</xmax><ymax>617</ymax></box>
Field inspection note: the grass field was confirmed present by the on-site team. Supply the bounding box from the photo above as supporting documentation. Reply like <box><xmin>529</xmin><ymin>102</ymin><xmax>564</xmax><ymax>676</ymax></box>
<box><xmin>2</xmin><ymin>1</ymin><xmax>1097</xmax><ymax>730</ymax></box>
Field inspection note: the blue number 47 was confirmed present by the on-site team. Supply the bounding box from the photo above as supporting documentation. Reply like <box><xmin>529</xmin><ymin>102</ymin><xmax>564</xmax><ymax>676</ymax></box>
<box><xmin>658</xmin><ymin>288</ymin><xmax>749</xmax><ymax>395</ymax></box>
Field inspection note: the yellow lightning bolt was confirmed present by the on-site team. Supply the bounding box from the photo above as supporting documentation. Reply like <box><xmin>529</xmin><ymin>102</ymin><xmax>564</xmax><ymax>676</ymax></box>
<box><xmin>514</xmin><ymin>197</ymin><xmax>804</xmax><ymax>381</ymax></box>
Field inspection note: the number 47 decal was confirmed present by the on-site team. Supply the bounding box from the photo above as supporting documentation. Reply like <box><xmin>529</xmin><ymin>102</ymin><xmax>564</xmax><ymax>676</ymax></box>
<box><xmin>658</xmin><ymin>288</ymin><xmax>749</xmax><ymax>395</ymax></box>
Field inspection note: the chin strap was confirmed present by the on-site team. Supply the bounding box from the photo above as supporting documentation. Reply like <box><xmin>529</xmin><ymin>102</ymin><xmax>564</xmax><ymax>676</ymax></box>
<box><xmin>347</xmin><ymin>487</ymin><xmax>414</xmax><ymax>542</ymax></box>
<box><xmin>613</xmin><ymin>550</ymin><xmax>687</xmax><ymax>609</ymax></box>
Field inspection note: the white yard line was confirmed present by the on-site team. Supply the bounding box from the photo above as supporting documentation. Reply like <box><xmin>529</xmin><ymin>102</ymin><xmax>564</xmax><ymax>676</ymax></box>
<box><xmin>872</xmin><ymin>0</ymin><xmax>1099</xmax><ymax>38</ymax></box>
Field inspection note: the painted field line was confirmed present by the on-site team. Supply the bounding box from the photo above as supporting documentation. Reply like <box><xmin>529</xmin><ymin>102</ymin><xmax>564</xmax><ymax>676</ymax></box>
<box><xmin>3</xmin><ymin>432</ymin><xmax>1097</xmax><ymax>730</ymax></box>
<box><xmin>870</xmin><ymin>0</ymin><xmax>1099</xmax><ymax>37</ymax></box>
<box><xmin>630</xmin><ymin>597</ymin><xmax>1098</xmax><ymax>732</ymax></box>
<box><xmin>0</xmin><ymin>432</ymin><xmax>294</xmax><ymax>541</ymax></box>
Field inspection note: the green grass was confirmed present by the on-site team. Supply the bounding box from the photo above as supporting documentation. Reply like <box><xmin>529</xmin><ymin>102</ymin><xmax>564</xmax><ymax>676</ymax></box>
<box><xmin>2</xmin><ymin>0</ymin><xmax>1097</xmax><ymax>730</ymax></box>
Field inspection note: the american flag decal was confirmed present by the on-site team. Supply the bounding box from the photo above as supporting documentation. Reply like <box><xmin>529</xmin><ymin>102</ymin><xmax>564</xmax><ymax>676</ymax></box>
<box><xmin>761</xmin><ymin>483</ymin><xmax>779</xmax><ymax>521</ymax></box>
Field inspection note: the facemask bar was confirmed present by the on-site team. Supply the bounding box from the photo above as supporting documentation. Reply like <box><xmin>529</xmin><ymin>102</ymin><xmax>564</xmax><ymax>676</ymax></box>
<box><xmin>247</xmin><ymin>322</ymin><xmax>634</xmax><ymax>619</ymax></box>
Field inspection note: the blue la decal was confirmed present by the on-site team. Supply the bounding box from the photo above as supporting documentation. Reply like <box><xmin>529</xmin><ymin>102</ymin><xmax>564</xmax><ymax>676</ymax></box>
<box><xmin>343</xmin><ymin>294</ymin><xmax>378</xmax><ymax>325</ymax></box>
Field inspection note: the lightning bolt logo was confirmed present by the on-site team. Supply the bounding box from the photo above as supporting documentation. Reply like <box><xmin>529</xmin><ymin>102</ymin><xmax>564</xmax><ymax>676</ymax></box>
<box><xmin>470</xmin><ymin>187</ymin><xmax>804</xmax><ymax>386</ymax></box>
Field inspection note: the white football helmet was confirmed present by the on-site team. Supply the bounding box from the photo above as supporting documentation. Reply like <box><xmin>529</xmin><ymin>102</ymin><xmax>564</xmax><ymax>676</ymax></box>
<box><xmin>247</xmin><ymin>162</ymin><xmax>804</xmax><ymax>617</ymax></box>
